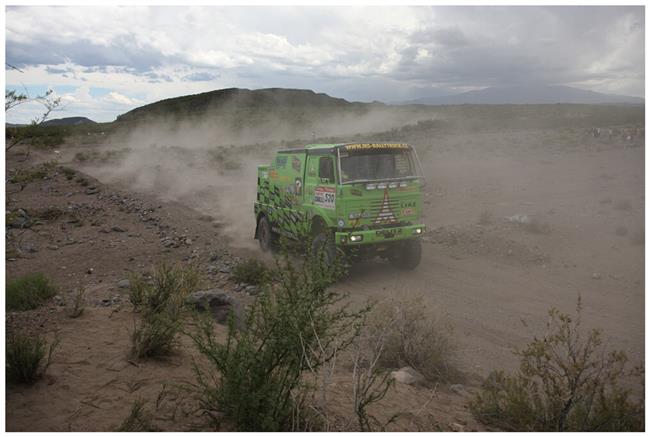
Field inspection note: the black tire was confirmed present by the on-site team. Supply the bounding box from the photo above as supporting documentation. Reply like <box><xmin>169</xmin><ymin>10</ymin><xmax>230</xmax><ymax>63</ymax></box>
<box><xmin>311</xmin><ymin>232</ymin><xmax>337</xmax><ymax>267</ymax></box>
<box><xmin>390</xmin><ymin>239</ymin><xmax>422</xmax><ymax>270</ymax></box>
<box><xmin>257</xmin><ymin>216</ymin><xmax>275</xmax><ymax>252</ymax></box>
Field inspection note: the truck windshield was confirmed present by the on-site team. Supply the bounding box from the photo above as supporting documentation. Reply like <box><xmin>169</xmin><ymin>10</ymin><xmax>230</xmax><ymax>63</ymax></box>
<box><xmin>339</xmin><ymin>149</ymin><xmax>418</xmax><ymax>183</ymax></box>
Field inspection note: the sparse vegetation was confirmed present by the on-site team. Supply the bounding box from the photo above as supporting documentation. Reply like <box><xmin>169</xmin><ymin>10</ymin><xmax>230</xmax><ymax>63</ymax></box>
<box><xmin>66</xmin><ymin>283</ymin><xmax>87</xmax><ymax>318</ymax></box>
<box><xmin>232</xmin><ymin>258</ymin><xmax>270</xmax><ymax>286</ymax></box>
<box><xmin>6</xmin><ymin>331</ymin><xmax>58</xmax><ymax>384</ymax></box>
<box><xmin>130</xmin><ymin>263</ymin><xmax>199</xmax><ymax>359</ymax></box>
<box><xmin>470</xmin><ymin>297</ymin><xmax>644</xmax><ymax>431</ymax></box>
<box><xmin>190</xmin><ymin>247</ymin><xmax>363</xmax><ymax>431</ymax></box>
<box><xmin>370</xmin><ymin>296</ymin><xmax>460</xmax><ymax>383</ymax></box>
<box><xmin>7</xmin><ymin>272</ymin><xmax>57</xmax><ymax>311</ymax></box>
<box><xmin>117</xmin><ymin>399</ymin><xmax>159</xmax><ymax>432</ymax></box>
<box><xmin>350</xmin><ymin>314</ymin><xmax>399</xmax><ymax>431</ymax></box>
<box><xmin>8</xmin><ymin>161</ymin><xmax>57</xmax><ymax>185</ymax></box>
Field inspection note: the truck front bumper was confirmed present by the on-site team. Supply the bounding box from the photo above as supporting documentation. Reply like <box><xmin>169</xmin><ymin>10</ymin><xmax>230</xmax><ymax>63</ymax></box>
<box><xmin>335</xmin><ymin>224</ymin><xmax>425</xmax><ymax>246</ymax></box>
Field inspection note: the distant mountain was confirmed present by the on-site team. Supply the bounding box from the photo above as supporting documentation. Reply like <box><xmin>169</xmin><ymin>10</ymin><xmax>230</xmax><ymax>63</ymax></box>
<box><xmin>41</xmin><ymin>117</ymin><xmax>97</xmax><ymax>126</ymax></box>
<box><xmin>404</xmin><ymin>85</ymin><xmax>644</xmax><ymax>105</ymax></box>
<box><xmin>116</xmin><ymin>87</ymin><xmax>383</xmax><ymax>124</ymax></box>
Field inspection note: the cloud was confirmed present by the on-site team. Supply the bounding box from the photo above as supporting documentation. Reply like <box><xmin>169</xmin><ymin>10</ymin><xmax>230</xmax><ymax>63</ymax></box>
<box><xmin>4</xmin><ymin>5</ymin><xmax>644</xmax><ymax>122</ymax></box>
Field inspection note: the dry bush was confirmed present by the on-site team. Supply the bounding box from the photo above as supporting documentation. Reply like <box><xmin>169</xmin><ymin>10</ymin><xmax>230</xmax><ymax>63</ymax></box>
<box><xmin>117</xmin><ymin>399</ymin><xmax>159</xmax><ymax>432</ymax></box>
<box><xmin>189</xmin><ymin>248</ymin><xmax>363</xmax><ymax>431</ymax></box>
<box><xmin>349</xmin><ymin>314</ymin><xmax>398</xmax><ymax>431</ymax></box>
<box><xmin>369</xmin><ymin>296</ymin><xmax>460</xmax><ymax>383</ymax></box>
<box><xmin>66</xmin><ymin>282</ymin><xmax>86</xmax><ymax>318</ymax></box>
<box><xmin>130</xmin><ymin>263</ymin><xmax>199</xmax><ymax>359</ymax></box>
<box><xmin>470</xmin><ymin>297</ymin><xmax>644</xmax><ymax>431</ymax></box>
<box><xmin>6</xmin><ymin>331</ymin><xmax>58</xmax><ymax>384</ymax></box>
<box><xmin>232</xmin><ymin>258</ymin><xmax>270</xmax><ymax>286</ymax></box>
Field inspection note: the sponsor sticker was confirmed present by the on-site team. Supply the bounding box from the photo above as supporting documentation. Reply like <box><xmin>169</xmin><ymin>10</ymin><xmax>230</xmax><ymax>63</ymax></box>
<box><xmin>344</xmin><ymin>143</ymin><xmax>409</xmax><ymax>151</ymax></box>
<box><xmin>314</xmin><ymin>186</ymin><xmax>336</xmax><ymax>209</ymax></box>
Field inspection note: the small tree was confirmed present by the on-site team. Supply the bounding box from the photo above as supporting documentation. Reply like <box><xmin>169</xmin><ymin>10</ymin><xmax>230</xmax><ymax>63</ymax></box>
<box><xmin>190</xmin><ymin>244</ymin><xmax>365</xmax><ymax>431</ymax></box>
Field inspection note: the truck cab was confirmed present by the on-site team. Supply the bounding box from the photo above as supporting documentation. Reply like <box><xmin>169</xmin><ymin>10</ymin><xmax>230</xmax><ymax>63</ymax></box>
<box><xmin>254</xmin><ymin>142</ymin><xmax>426</xmax><ymax>269</ymax></box>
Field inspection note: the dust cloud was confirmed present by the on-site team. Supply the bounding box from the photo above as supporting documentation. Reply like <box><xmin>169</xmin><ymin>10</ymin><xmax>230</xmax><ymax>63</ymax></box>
<box><xmin>83</xmin><ymin>107</ymin><xmax>424</xmax><ymax>250</ymax></box>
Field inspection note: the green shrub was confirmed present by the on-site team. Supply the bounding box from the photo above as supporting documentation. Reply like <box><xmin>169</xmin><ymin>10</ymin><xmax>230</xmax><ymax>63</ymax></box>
<box><xmin>232</xmin><ymin>258</ymin><xmax>270</xmax><ymax>286</ymax></box>
<box><xmin>370</xmin><ymin>296</ymin><xmax>460</xmax><ymax>383</ymax></box>
<box><xmin>470</xmin><ymin>297</ymin><xmax>644</xmax><ymax>431</ymax></box>
<box><xmin>117</xmin><ymin>399</ymin><xmax>158</xmax><ymax>432</ymax></box>
<box><xmin>190</xmin><ymin>248</ymin><xmax>363</xmax><ymax>431</ymax></box>
<box><xmin>130</xmin><ymin>264</ymin><xmax>198</xmax><ymax>359</ymax></box>
<box><xmin>6</xmin><ymin>331</ymin><xmax>57</xmax><ymax>384</ymax></box>
<box><xmin>8</xmin><ymin>162</ymin><xmax>56</xmax><ymax>185</ymax></box>
<box><xmin>7</xmin><ymin>272</ymin><xmax>57</xmax><ymax>311</ymax></box>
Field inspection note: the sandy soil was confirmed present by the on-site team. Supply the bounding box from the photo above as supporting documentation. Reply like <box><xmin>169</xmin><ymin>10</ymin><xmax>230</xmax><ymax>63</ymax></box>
<box><xmin>5</xmin><ymin>121</ymin><xmax>644</xmax><ymax>431</ymax></box>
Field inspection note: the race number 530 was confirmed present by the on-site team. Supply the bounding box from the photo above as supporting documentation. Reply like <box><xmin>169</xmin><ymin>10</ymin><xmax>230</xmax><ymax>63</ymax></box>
<box><xmin>314</xmin><ymin>186</ymin><xmax>336</xmax><ymax>209</ymax></box>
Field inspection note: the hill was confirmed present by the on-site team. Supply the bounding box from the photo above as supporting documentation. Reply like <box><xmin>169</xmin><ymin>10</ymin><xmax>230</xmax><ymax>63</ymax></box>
<box><xmin>41</xmin><ymin>117</ymin><xmax>97</xmax><ymax>127</ymax></box>
<box><xmin>116</xmin><ymin>87</ymin><xmax>383</xmax><ymax>124</ymax></box>
<box><xmin>405</xmin><ymin>85</ymin><xmax>644</xmax><ymax>105</ymax></box>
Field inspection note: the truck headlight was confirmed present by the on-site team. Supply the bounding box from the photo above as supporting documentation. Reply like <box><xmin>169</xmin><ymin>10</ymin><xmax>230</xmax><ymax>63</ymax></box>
<box><xmin>399</xmin><ymin>181</ymin><xmax>409</xmax><ymax>187</ymax></box>
<box><xmin>412</xmin><ymin>227</ymin><xmax>423</xmax><ymax>235</ymax></box>
<box><xmin>388</xmin><ymin>182</ymin><xmax>398</xmax><ymax>188</ymax></box>
<box><xmin>377</xmin><ymin>183</ymin><xmax>387</xmax><ymax>189</ymax></box>
<box><xmin>366</xmin><ymin>183</ymin><xmax>377</xmax><ymax>190</ymax></box>
<box><xmin>350</xmin><ymin>235</ymin><xmax>363</xmax><ymax>242</ymax></box>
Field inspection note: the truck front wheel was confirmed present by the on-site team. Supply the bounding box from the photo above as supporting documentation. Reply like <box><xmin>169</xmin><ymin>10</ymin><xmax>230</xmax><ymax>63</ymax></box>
<box><xmin>257</xmin><ymin>216</ymin><xmax>276</xmax><ymax>252</ymax></box>
<box><xmin>390</xmin><ymin>239</ymin><xmax>422</xmax><ymax>270</ymax></box>
<box><xmin>311</xmin><ymin>232</ymin><xmax>337</xmax><ymax>267</ymax></box>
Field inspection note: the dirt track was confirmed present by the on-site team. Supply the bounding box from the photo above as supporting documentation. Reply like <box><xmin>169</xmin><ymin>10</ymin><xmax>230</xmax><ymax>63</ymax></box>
<box><xmin>5</xmin><ymin>122</ymin><xmax>644</xmax><ymax>430</ymax></box>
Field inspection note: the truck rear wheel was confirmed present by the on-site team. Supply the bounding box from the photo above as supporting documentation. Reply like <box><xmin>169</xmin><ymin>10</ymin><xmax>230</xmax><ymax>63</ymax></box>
<box><xmin>257</xmin><ymin>216</ymin><xmax>276</xmax><ymax>252</ymax></box>
<box><xmin>390</xmin><ymin>239</ymin><xmax>422</xmax><ymax>270</ymax></box>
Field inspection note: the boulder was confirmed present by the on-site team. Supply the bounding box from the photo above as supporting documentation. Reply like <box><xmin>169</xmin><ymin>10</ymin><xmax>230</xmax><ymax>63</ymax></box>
<box><xmin>390</xmin><ymin>366</ymin><xmax>425</xmax><ymax>385</ymax></box>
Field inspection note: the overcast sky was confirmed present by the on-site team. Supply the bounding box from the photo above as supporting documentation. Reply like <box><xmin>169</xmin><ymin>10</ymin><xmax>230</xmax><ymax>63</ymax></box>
<box><xmin>5</xmin><ymin>5</ymin><xmax>645</xmax><ymax>123</ymax></box>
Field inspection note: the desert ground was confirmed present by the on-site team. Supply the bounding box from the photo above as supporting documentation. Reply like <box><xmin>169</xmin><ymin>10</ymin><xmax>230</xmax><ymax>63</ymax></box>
<box><xmin>5</xmin><ymin>110</ymin><xmax>644</xmax><ymax>431</ymax></box>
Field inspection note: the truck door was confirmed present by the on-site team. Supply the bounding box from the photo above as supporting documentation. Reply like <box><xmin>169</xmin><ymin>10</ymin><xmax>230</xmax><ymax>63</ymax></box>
<box><xmin>305</xmin><ymin>154</ymin><xmax>337</xmax><ymax>213</ymax></box>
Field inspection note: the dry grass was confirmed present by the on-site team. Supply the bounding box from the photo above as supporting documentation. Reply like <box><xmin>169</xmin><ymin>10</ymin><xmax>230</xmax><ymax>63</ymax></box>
<box><xmin>368</xmin><ymin>295</ymin><xmax>461</xmax><ymax>383</ymax></box>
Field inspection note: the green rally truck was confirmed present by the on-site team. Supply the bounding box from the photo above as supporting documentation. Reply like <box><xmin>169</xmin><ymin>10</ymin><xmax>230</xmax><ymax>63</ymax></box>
<box><xmin>254</xmin><ymin>142</ymin><xmax>426</xmax><ymax>269</ymax></box>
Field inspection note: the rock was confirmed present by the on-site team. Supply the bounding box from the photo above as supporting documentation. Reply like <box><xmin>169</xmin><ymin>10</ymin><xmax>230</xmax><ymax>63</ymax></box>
<box><xmin>53</xmin><ymin>295</ymin><xmax>65</xmax><ymax>306</ymax></box>
<box><xmin>449</xmin><ymin>384</ymin><xmax>470</xmax><ymax>397</ymax></box>
<box><xmin>111</xmin><ymin>226</ymin><xmax>126</xmax><ymax>232</ymax></box>
<box><xmin>245</xmin><ymin>285</ymin><xmax>259</xmax><ymax>295</ymax></box>
<box><xmin>507</xmin><ymin>214</ymin><xmax>530</xmax><ymax>224</ymax></box>
<box><xmin>219</xmin><ymin>266</ymin><xmax>231</xmax><ymax>274</ymax></box>
<box><xmin>592</xmin><ymin>272</ymin><xmax>602</xmax><ymax>280</ymax></box>
<box><xmin>101</xmin><ymin>298</ymin><xmax>111</xmax><ymax>307</ymax></box>
<box><xmin>117</xmin><ymin>279</ymin><xmax>130</xmax><ymax>289</ymax></box>
<box><xmin>87</xmin><ymin>268</ymin><xmax>94</xmax><ymax>274</ymax></box>
<box><xmin>450</xmin><ymin>422</ymin><xmax>465</xmax><ymax>432</ymax></box>
<box><xmin>85</xmin><ymin>187</ymin><xmax>99</xmax><ymax>195</ymax></box>
<box><xmin>47</xmin><ymin>245</ymin><xmax>60</xmax><ymax>251</ymax></box>
<box><xmin>390</xmin><ymin>366</ymin><xmax>425</xmax><ymax>385</ymax></box>
<box><xmin>185</xmin><ymin>289</ymin><xmax>244</xmax><ymax>328</ymax></box>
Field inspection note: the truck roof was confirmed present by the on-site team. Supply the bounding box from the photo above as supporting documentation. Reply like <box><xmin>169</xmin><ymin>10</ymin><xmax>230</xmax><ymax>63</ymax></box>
<box><xmin>277</xmin><ymin>142</ymin><xmax>410</xmax><ymax>154</ymax></box>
